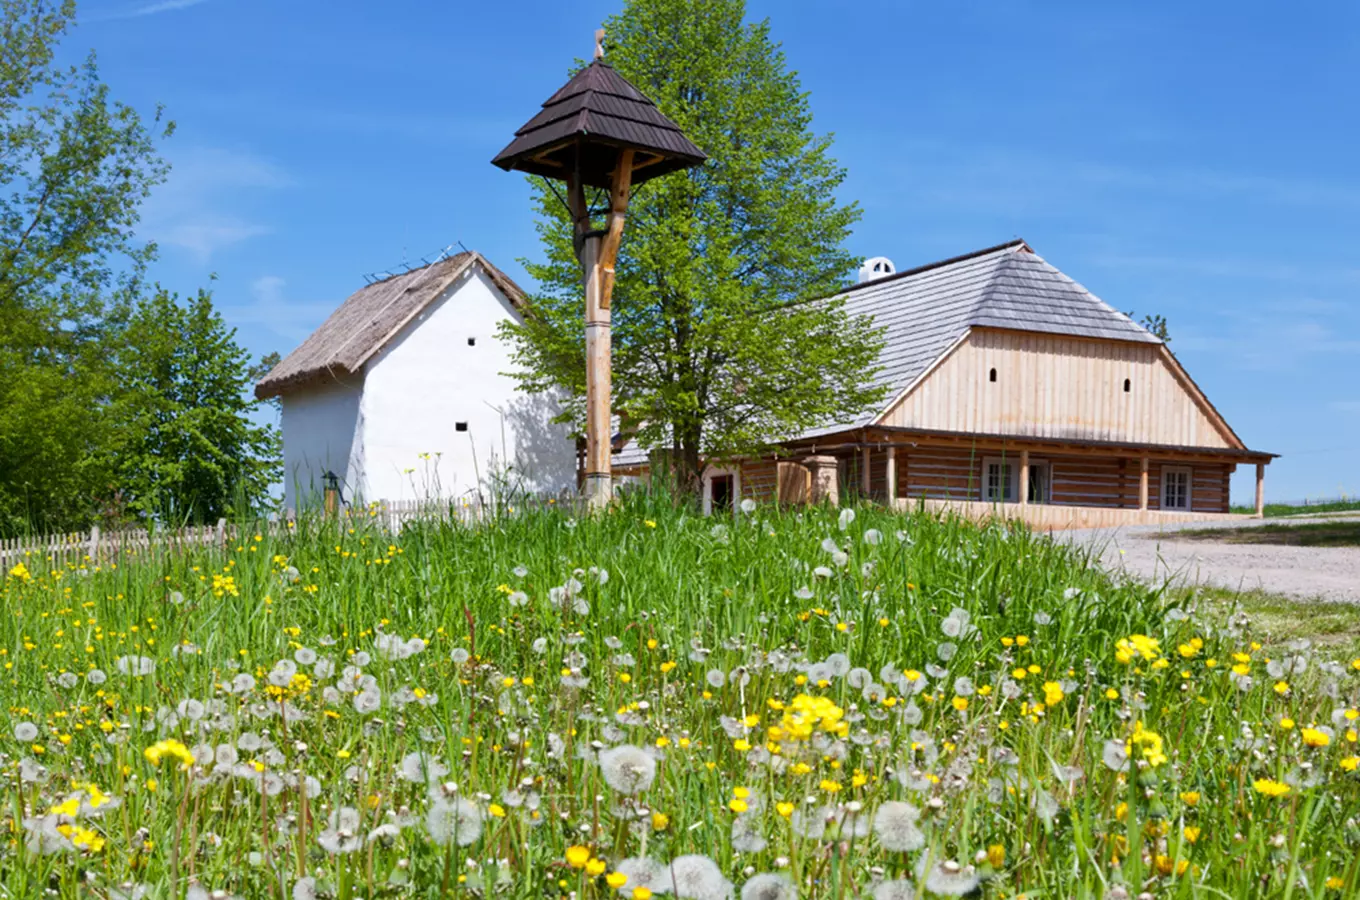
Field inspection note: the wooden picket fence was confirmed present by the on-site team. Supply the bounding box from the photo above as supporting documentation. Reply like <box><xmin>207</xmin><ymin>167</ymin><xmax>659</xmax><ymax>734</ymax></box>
<box><xmin>0</xmin><ymin>494</ymin><xmax>550</xmax><ymax>572</ymax></box>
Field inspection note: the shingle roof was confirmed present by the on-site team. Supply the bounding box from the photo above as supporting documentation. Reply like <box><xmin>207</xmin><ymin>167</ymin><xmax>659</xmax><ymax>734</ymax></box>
<box><xmin>613</xmin><ymin>239</ymin><xmax>1166</xmax><ymax>460</ymax></box>
<box><xmin>817</xmin><ymin>239</ymin><xmax>1160</xmax><ymax>433</ymax></box>
<box><xmin>492</xmin><ymin>59</ymin><xmax>705</xmax><ymax>189</ymax></box>
<box><xmin>254</xmin><ymin>252</ymin><xmax>525</xmax><ymax>400</ymax></box>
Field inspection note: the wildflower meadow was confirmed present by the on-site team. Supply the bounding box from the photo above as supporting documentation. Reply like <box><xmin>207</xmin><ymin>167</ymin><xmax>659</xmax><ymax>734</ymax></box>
<box><xmin>3</xmin><ymin>494</ymin><xmax>1359</xmax><ymax>899</ymax></box>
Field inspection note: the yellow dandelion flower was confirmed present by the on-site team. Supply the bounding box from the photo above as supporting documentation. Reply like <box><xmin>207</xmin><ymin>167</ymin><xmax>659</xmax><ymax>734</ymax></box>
<box><xmin>1302</xmin><ymin>727</ymin><xmax>1330</xmax><ymax>748</ymax></box>
<box><xmin>1252</xmin><ymin>778</ymin><xmax>1290</xmax><ymax>798</ymax></box>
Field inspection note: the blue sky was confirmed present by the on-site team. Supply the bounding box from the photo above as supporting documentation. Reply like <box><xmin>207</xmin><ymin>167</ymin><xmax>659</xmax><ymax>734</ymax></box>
<box><xmin>73</xmin><ymin>0</ymin><xmax>1359</xmax><ymax>504</ymax></box>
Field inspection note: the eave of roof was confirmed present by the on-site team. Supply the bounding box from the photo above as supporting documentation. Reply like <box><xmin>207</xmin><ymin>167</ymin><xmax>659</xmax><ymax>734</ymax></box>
<box><xmin>842</xmin><ymin>424</ymin><xmax>1277</xmax><ymax>463</ymax></box>
<box><xmin>254</xmin><ymin>252</ymin><xmax>526</xmax><ymax>401</ymax></box>
<box><xmin>491</xmin><ymin>59</ymin><xmax>705</xmax><ymax>189</ymax></box>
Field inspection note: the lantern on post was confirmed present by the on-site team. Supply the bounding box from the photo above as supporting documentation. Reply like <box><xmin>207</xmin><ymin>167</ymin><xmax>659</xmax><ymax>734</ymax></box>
<box><xmin>492</xmin><ymin>29</ymin><xmax>705</xmax><ymax>508</ymax></box>
<box><xmin>322</xmin><ymin>470</ymin><xmax>341</xmax><ymax>517</ymax></box>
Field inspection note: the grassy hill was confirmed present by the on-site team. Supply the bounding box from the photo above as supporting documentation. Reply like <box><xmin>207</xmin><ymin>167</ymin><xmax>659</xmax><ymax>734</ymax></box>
<box><xmin>3</xmin><ymin>494</ymin><xmax>1357</xmax><ymax>898</ymax></box>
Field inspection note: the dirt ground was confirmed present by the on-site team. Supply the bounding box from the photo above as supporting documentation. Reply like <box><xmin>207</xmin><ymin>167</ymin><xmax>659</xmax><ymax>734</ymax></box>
<box><xmin>1061</xmin><ymin>514</ymin><xmax>1360</xmax><ymax>604</ymax></box>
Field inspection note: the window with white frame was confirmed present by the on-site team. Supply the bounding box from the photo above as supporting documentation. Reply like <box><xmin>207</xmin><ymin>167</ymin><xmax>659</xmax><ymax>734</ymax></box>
<box><xmin>982</xmin><ymin>457</ymin><xmax>1017</xmax><ymax>502</ymax></box>
<box><xmin>1161</xmin><ymin>466</ymin><xmax>1192</xmax><ymax>510</ymax></box>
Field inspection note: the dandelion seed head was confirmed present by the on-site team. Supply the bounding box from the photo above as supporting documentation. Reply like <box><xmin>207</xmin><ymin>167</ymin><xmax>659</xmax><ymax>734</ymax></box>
<box><xmin>665</xmin><ymin>854</ymin><xmax>733</xmax><ymax>900</ymax></box>
<box><xmin>873</xmin><ymin>801</ymin><xmax>925</xmax><ymax>852</ymax></box>
<box><xmin>426</xmin><ymin>797</ymin><xmax>483</xmax><ymax>847</ymax></box>
<box><xmin>598</xmin><ymin>744</ymin><xmax>657</xmax><ymax>795</ymax></box>
<box><xmin>871</xmin><ymin>879</ymin><xmax>916</xmax><ymax>900</ymax></box>
<box><xmin>741</xmin><ymin>873</ymin><xmax>794</xmax><ymax>900</ymax></box>
<box><xmin>923</xmin><ymin>860</ymin><xmax>979</xmax><ymax>896</ymax></box>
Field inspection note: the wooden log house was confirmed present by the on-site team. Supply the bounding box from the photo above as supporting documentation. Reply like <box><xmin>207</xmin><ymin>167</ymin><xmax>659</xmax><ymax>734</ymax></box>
<box><xmin>615</xmin><ymin>240</ymin><xmax>1276</xmax><ymax>529</ymax></box>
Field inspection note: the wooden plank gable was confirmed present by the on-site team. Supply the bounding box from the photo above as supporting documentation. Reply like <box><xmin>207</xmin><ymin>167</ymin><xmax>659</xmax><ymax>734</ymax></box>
<box><xmin>876</xmin><ymin>327</ymin><xmax>1242</xmax><ymax>450</ymax></box>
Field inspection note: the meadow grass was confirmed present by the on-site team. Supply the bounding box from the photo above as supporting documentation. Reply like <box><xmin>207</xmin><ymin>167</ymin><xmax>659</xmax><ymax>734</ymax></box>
<box><xmin>1231</xmin><ymin>500</ymin><xmax>1360</xmax><ymax>518</ymax></box>
<box><xmin>1175</xmin><ymin>521</ymin><xmax>1360</xmax><ymax>548</ymax></box>
<box><xmin>3</xmin><ymin>492</ymin><xmax>1359</xmax><ymax>899</ymax></box>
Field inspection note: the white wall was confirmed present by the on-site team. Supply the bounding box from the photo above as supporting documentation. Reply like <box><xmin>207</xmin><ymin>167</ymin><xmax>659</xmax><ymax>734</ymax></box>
<box><xmin>357</xmin><ymin>266</ymin><xmax>575</xmax><ymax>504</ymax></box>
<box><xmin>279</xmin><ymin>375</ymin><xmax>365</xmax><ymax>511</ymax></box>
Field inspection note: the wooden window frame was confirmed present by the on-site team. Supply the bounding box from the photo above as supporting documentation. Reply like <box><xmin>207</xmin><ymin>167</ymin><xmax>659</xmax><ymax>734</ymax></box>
<box><xmin>1161</xmin><ymin>465</ymin><xmax>1193</xmax><ymax>511</ymax></box>
<box><xmin>982</xmin><ymin>457</ymin><xmax>1017</xmax><ymax>503</ymax></box>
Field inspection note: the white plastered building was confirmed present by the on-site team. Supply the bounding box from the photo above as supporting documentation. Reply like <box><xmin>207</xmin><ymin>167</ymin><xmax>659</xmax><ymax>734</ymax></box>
<box><xmin>255</xmin><ymin>252</ymin><xmax>576</xmax><ymax>510</ymax></box>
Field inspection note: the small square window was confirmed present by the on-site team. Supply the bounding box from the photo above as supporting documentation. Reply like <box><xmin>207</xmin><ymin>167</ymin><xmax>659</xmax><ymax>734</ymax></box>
<box><xmin>455</xmin><ymin>422</ymin><xmax>468</xmax><ymax>432</ymax></box>
<box><xmin>467</xmin><ymin>337</ymin><xmax>476</xmax><ymax>346</ymax></box>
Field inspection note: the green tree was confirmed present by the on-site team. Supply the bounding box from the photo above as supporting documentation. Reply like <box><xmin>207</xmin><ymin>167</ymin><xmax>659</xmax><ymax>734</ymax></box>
<box><xmin>501</xmin><ymin>0</ymin><xmax>885</xmax><ymax>491</ymax></box>
<box><xmin>1127</xmin><ymin>310</ymin><xmax>1171</xmax><ymax>342</ymax></box>
<box><xmin>0</xmin><ymin>0</ymin><xmax>171</xmax><ymax>534</ymax></box>
<box><xmin>115</xmin><ymin>288</ymin><xmax>280</xmax><ymax>524</ymax></box>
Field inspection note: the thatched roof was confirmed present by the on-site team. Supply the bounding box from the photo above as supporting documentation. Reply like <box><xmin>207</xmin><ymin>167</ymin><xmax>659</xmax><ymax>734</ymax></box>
<box><xmin>255</xmin><ymin>252</ymin><xmax>526</xmax><ymax>400</ymax></box>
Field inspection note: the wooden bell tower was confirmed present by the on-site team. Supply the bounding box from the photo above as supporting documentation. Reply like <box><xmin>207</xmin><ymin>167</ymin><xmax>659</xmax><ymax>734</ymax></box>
<box><xmin>492</xmin><ymin>30</ymin><xmax>705</xmax><ymax>507</ymax></box>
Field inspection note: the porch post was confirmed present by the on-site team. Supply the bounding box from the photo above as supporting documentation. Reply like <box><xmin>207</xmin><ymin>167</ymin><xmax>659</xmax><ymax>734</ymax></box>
<box><xmin>861</xmin><ymin>446</ymin><xmax>871</xmax><ymax>499</ymax></box>
<box><xmin>1019</xmin><ymin>450</ymin><xmax>1030</xmax><ymax>508</ymax></box>
<box><xmin>1255</xmin><ymin>463</ymin><xmax>1265</xmax><ymax>518</ymax></box>
<box><xmin>1138</xmin><ymin>455</ymin><xmax>1149</xmax><ymax>511</ymax></box>
<box><xmin>885</xmin><ymin>448</ymin><xmax>898</xmax><ymax>506</ymax></box>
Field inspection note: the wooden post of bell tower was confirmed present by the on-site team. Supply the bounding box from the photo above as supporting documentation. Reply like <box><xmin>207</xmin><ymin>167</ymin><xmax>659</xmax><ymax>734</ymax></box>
<box><xmin>492</xmin><ymin>27</ymin><xmax>705</xmax><ymax>508</ymax></box>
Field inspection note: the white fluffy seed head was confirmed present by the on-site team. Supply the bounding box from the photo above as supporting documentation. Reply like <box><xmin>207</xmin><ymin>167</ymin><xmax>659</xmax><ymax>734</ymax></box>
<box><xmin>598</xmin><ymin>744</ymin><xmax>657</xmax><ymax>795</ymax></box>
<box><xmin>426</xmin><ymin>798</ymin><xmax>482</xmax><ymax>847</ymax></box>
<box><xmin>665</xmin><ymin>855</ymin><xmax>733</xmax><ymax>900</ymax></box>
<box><xmin>873</xmin><ymin>801</ymin><xmax>925</xmax><ymax>852</ymax></box>
<box><xmin>872</xmin><ymin>879</ymin><xmax>916</xmax><ymax>900</ymax></box>
<box><xmin>741</xmin><ymin>873</ymin><xmax>795</xmax><ymax>900</ymax></box>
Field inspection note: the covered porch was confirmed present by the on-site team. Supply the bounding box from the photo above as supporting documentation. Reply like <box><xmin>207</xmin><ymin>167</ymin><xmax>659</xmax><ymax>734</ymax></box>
<box><xmin>753</xmin><ymin>425</ymin><xmax>1275</xmax><ymax>531</ymax></box>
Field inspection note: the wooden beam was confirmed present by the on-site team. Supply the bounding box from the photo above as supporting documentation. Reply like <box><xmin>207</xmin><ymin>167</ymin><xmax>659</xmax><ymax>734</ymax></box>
<box><xmin>571</xmin><ymin>171</ymin><xmax>611</xmax><ymax>508</ymax></box>
<box><xmin>1255</xmin><ymin>462</ymin><xmax>1265</xmax><ymax>518</ymax></box>
<box><xmin>861</xmin><ymin>446</ymin><xmax>871</xmax><ymax>498</ymax></box>
<box><xmin>885</xmin><ymin>448</ymin><xmax>897</xmax><ymax>505</ymax></box>
<box><xmin>1019</xmin><ymin>449</ymin><xmax>1029</xmax><ymax>508</ymax></box>
<box><xmin>598</xmin><ymin>149</ymin><xmax>635</xmax><ymax>310</ymax></box>
<box><xmin>1138</xmin><ymin>455</ymin><xmax>1149</xmax><ymax>511</ymax></box>
<box><xmin>856</xmin><ymin>427</ymin><xmax>1269</xmax><ymax>466</ymax></box>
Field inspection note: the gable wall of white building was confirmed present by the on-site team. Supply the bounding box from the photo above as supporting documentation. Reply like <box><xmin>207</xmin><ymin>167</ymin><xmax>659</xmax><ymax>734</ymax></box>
<box><xmin>279</xmin><ymin>374</ymin><xmax>366</xmax><ymax>511</ymax></box>
<box><xmin>355</xmin><ymin>266</ymin><xmax>575</xmax><ymax>504</ymax></box>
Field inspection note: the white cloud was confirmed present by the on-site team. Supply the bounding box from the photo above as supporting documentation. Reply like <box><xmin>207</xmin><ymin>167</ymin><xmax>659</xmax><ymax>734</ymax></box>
<box><xmin>220</xmin><ymin>275</ymin><xmax>336</xmax><ymax>346</ymax></box>
<box><xmin>89</xmin><ymin>0</ymin><xmax>210</xmax><ymax>21</ymax></box>
<box><xmin>157</xmin><ymin>219</ymin><xmax>272</xmax><ymax>261</ymax></box>
<box><xmin>140</xmin><ymin>146</ymin><xmax>290</xmax><ymax>262</ymax></box>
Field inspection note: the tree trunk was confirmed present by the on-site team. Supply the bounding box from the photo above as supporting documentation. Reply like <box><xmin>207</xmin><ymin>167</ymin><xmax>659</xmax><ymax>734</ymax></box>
<box><xmin>676</xmin><ymin>431</ymin><xmax>703</xmax><ymax>498</ymax></box>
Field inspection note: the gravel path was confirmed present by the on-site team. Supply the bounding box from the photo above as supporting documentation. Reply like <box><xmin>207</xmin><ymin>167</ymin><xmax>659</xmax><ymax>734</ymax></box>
<box><xmin>1060</xmin><ymin>514</ymin><xmax>1360</xmax><ymax>604</ymax></box>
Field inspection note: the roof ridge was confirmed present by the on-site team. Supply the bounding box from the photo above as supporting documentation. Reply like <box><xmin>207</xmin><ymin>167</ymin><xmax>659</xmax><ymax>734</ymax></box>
<box><xmin>839</xmin><ymin>239</ymin><xmax>1027</xmax><ymax>297</ymax></box>
<box><xmin>966</xmin><ymin>245</ymin><xmax>1024</xmax><ymax>325</ymax></box>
